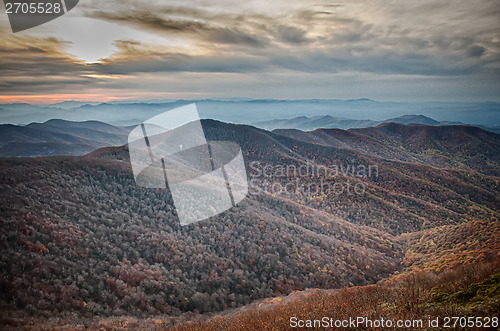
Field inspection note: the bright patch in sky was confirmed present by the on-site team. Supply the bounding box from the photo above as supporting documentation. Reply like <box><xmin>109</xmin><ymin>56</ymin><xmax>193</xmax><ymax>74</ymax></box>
<box><xmin>37</xmin><ymin>16</ymin><xmax>166</xmax><ymax>63</ymax></box>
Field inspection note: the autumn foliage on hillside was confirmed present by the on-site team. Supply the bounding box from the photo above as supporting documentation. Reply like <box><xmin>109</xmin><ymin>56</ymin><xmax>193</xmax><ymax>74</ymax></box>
<box><xmin>0</xmin><ymin>157</ymin><xmax>401</xmax><ymax>319</ymax></box>
<box><xmin>0</xmin><ymin>121</ymin><xmax>499</xmax><ymax>328</ymax></box>
<box><xmin>172</xmin><ymin>261</ymin><xmax>500</xmax><ymax>331</ymax></box>
<box><xmin>402</xmin><ymin>220</ymin><xmax>500</xmax><ymax>272</ymax></box>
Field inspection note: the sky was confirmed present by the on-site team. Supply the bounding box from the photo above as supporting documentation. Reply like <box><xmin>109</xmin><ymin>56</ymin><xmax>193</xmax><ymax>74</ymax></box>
<box><xmin>0</xmin><ymin>0</ymin><xmax>499</xmax><ymax>103</ymax></box>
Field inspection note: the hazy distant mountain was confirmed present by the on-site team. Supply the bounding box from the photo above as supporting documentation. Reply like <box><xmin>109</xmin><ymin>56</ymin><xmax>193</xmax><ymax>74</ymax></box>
<box><xmin>0</xmin><ymin>103</ymin><xmax>40</xmax><ymax>113</ymax></box>
<box><xmin>256</xmin><ymin>114</ymin><xmax>500</xmax><ymax>135</ymax></box>
<box><xmin>384</xmin><ymin>114</ymin><xmax>441</xmax><ymax>125</ymax></box>
<box><xmin>0</xmin><ymin>119</ymin><xmax>129</xmax><ymax>157</ymax></box>
<box><xmin>487</xmin><ymin>124</ymin><xmax>500</xmax><ymax>134</ymax></box>
<box><xmin>256</xmin><ymin>114</ymin><xmax>453</xmax><ymax>131</ymax></box>
<box><xmin>108</xmin><ymin>119</ymin><xmax>143</xmax><ymax>127</ymax></box>
<box><xmin>1</xmin><ymin>99</ymin><xmax>499</xmax><ymax>127</ymax></box>
<box><xmin>254</xmin><ymin>115</ymin><xmax>379</xmax><ymax>131</ymax></box>
<box><xmin>49</xmin><ymin>101</ymin><xmax>102</xmax><ymax>109</ymax></box>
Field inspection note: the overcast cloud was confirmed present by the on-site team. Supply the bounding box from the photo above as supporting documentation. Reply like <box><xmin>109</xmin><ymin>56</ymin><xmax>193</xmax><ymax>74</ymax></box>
<box><xmin>0</xmin><ymin>0</ymin><xmax>499</xmax><ymax>102</ymax></box>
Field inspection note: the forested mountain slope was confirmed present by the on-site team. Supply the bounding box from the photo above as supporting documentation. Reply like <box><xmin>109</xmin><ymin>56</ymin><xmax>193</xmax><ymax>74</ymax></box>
<box><xmin>0</xmin><ymin>120</ymin><xmax>498</xmax><ymax>326</ymax></box>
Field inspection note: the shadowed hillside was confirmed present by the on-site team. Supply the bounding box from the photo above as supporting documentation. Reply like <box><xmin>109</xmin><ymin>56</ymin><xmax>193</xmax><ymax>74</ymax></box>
<box><xmin>275</xmin><ymin>123</ymin><xmax>500</xmax><ymax>176</ymax></box>
<box><xmin>0</xmin><ymin>120</ymin><xmax>129</xmax><ymax>157</ymax></box>
<box><xmin>352</xmin><ymin>123</ymin><xmax>500</xmax><ymax>176</ymax></box>
<box><xmin>170</xmin><ymin>261</ymin><xmax>500</xmax><ymax>331</ymax></box>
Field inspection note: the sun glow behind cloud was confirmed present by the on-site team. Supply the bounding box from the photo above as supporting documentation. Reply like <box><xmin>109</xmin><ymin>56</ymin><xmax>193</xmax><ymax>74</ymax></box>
<box><xmin>80</xmin><ymin>74</ymin><xmax>133</xmax><ymax>79</ymax></box>
<box><xmin>32</xmin><ymin>16</ymin><xmax>190</xmax><ymax>64</ymax></box>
